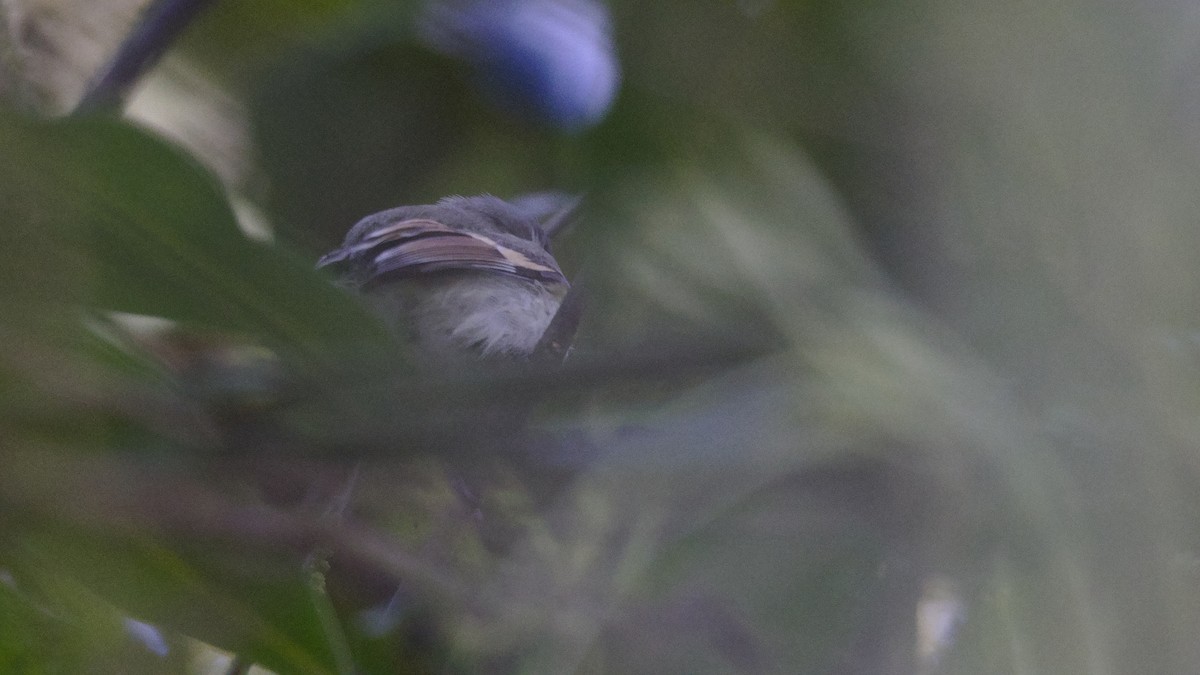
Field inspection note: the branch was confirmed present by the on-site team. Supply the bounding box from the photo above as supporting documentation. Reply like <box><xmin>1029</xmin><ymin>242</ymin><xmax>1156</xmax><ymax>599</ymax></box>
<box><xmin>74</xmin><ymin>0</ymin><xmax>218</xmax><ymax>114</ymax></box>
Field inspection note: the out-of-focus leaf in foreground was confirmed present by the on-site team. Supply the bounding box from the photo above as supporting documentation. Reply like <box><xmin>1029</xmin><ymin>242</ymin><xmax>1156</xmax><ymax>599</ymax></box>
<box><xmin>0</xmin><ymin>111</ymin><xmax>388</xmax><ymax>366</ymax></box>
<box><xmin>0</xmin><ymin>108</ymin><xmax>389</xmax><ymax>672</ymax></box>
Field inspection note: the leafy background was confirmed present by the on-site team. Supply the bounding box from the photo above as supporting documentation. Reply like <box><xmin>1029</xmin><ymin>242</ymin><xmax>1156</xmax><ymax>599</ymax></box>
<box><xmin>4</xmin><ymin>0</ymin><xmax>1200</xmax><ymax>673</ymax></box>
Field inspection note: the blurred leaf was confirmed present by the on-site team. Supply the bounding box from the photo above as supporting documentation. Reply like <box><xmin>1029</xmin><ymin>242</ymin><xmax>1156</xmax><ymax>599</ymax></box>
<box><xmin>0</xmin><ymin>444</ymin><xmax>359</xmax><ymax>674</ymax></box>
<box><xmin>0</xmin><ymin>111</ymin><xmax>389</xmax><ymax>367</ymax></box>
<box><xmin>0</xmin><ymin>557</ymin><xmax>191</xmax><ymax>674</ymax></box>
<box><xmin>15</xmin><ymin>529</ymin><xmax>348</xmax><ymax>675</ymax></box>
<box><xmin>575</xmin><ymin>126</ymin><xmax>874</xmax><ymax>353</ymax></box>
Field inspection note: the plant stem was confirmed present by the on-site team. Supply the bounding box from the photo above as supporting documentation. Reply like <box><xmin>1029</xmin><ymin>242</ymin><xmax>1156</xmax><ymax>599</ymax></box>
<box><xmin>75</xmin><ymin>0</ymin><xmax>218</xmax><ymax>114</ymax></box>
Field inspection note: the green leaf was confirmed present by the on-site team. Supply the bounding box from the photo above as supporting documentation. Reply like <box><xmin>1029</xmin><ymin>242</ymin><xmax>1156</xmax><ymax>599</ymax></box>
<box><xmin>0</xmin><ymin>558</ymin><xmax>192</xmax><ymax>674</ymax></box>
<box><xmin>15</xmin><ymin>528</ymin><xmax>348</xmax><ymax>675</ymax></box>
<box><xmin>0</xmin><ymin>112</ymin><xmax>389</xmax><ymax>367</ymax></box>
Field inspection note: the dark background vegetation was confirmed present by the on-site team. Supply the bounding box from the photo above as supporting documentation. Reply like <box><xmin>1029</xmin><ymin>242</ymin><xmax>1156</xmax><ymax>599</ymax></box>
<box><xmin>4</xmin><ymin>0</ymin><xmax>1200</xmax><ymax>673</ymax></box>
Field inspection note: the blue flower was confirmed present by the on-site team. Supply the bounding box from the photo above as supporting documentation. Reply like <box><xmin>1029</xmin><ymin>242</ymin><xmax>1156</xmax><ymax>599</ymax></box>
<box><xmin>422</xmin><ymin>0</ymin><xmax>621</xmax><ymax>131</ymax></box>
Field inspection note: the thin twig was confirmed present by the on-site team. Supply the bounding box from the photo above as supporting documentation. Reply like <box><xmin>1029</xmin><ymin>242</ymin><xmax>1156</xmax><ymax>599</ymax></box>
<box><xmin>74</xmin><ymin>0</ymin><xmax>218</xmax><ymax>114</ymax></box>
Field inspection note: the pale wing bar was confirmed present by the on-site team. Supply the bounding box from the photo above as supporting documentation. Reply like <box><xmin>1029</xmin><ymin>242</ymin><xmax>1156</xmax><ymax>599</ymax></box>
<box><xmin>318</xmin><ymin>218</ymin><xmax>566</xmax><ymax>287</ymax></box>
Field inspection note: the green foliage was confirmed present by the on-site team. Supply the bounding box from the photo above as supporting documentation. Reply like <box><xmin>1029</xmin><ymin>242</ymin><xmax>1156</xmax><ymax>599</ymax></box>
<box><xmin>3</xmin><ymin>0</ymin><xmax>1200</xmax><ymax>673</ymax></box>
<box><xmin>0</xmin><ymin>113</ymin><xmax>388</xmax><ymax>365</ymax></box>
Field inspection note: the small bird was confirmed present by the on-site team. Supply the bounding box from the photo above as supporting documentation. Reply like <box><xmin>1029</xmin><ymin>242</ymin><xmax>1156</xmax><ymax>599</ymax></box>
<box><xmin>318</xmin><ymin>195</ymin><xmax>571</xmax><ymax>361</ymax></box>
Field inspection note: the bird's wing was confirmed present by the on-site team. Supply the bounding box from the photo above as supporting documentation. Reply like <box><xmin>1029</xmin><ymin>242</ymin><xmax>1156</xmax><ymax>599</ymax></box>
<box><xmin>318</xmin><ymin>218</ymin><xmax>566</xmax><ymax>287</ymax></box>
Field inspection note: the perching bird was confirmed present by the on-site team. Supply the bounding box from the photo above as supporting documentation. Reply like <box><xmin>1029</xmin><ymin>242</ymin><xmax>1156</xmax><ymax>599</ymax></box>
<box><xmin>317</xmin><ymin>194</ymin><xmax>572</xmax><ymax>361</ymax></box>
